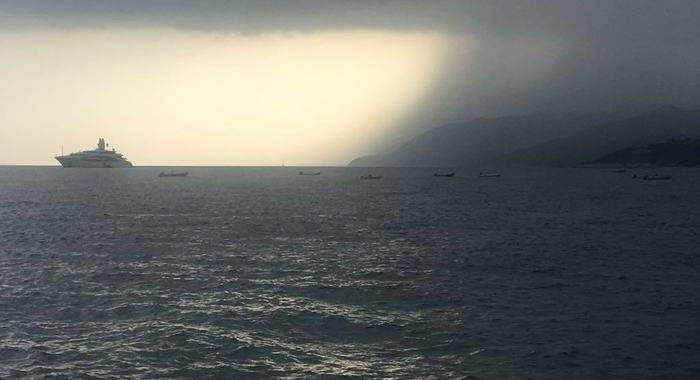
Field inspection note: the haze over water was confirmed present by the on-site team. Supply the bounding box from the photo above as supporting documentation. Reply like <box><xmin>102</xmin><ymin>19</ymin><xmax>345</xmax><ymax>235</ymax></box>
<box><xmin>1</xmin><ymin>167</ymin><xmax>699</xmax><ymax>379</ymax></box>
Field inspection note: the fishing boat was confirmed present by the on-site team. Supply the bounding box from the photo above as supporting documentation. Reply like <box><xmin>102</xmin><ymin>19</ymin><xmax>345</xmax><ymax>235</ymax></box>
<box><xmin>360</xmin><ymin>175</ymin><xmax>382</xmax><ymax>180</ymax></box>
<box><xmin>642</xmin><ymin>174</ymin><xmax>672</xmax><ymax>181</ymax></box>
<box><xmin>298</xmin><ymin>171</ymin><xmax>321</xmax><ymax>176</ymax></box>
<box><xmin>478</xmin><ymin>172</ymin><xmax>501</xmax><ymax>178</ymax></box>
<box><xmin>159</xmin><ymin>171</ymin><xmax>189</xmax><ymax>177</ymax></box>
<box><xmin>433</xmin><ymin>171</ymin><xmax>455</xmax><ymax>177</ymax></box>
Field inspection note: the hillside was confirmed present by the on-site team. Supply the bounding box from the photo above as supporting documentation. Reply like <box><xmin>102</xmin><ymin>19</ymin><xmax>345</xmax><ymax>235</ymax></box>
<box><xmin>502</xmin><ymin>106</ymin><xmax>700</xmax><ymax>166</ymax></box>
<box><xmin>349</xmin><ymin>113</ymin><xmax>611</xmax><ymax>167</ymax></box>
<box><xmin>586</xmin><ymin>138</ymin><xmax>700</xmax><ymax>167</ymax></box>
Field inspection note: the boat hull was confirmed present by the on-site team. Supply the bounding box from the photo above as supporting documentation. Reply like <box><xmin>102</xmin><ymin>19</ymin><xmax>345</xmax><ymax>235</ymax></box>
<box><xmin>159</xmin><ymin>171</ymin><xmax>188</xmax><ymax>177</ymax></box>
<box><xmin>55</xmin><ymin>156</ymin><xmax>133</xmax><ymax>168</ymax></box>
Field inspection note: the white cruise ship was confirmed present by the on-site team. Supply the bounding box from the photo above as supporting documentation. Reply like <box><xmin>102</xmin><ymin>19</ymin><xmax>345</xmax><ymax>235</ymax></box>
<box><xmin>55</xmin><ymin>138</ymin><xmax>133</xmax><ymax>168</ymax></box>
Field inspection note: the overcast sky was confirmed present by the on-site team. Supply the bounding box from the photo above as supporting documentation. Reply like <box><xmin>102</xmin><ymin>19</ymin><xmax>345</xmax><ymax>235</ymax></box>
<box><xmin>1</xmin><ymin>1</ymin><xmax>699</xmax><ymax>164</ymax></box>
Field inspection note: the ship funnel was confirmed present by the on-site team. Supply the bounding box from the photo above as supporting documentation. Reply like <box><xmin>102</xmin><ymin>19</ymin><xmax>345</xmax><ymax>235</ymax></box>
<box><xmin>97</xmin><ymin>138</ymin><xmax>105</xmax><ymax>150</ymax></box>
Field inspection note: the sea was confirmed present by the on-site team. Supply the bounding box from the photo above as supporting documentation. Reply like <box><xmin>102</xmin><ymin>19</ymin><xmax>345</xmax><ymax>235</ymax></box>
<box><xmin>1</xmin><ymin>166</ymin><xmax>699</xmax><ymax>379</ymax></box>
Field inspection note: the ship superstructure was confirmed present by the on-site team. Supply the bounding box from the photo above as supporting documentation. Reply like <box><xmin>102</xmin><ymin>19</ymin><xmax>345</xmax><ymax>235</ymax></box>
<box><xmin>55</xmin><ymin>138</ymin><xmax>133</xmax><ymax>168</ymax></box>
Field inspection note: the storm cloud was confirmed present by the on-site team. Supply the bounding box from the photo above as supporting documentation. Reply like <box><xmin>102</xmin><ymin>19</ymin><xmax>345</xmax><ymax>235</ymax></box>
<box><xmin>2</xmin><ymin>0</ymin><xmax>700</xmax><ymax>148</ymax></box>
<box><xmin>1</xmin><ymin>1</ymin><xmax>698</xmax><ymax>41</ymax></box>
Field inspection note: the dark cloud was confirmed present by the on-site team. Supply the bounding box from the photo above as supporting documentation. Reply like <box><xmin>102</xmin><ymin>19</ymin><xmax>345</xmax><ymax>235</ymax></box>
<box><xmin>1</xmin><ymin>1</ymin><xmax>697</xmax><ymax>40</ymax></box>
<box><xmin>3</xmin><ymin>1</ymin><xmax>699</xmax><ymax>145</ymax></box>
<box><xmin>3</xmin><ymin>1</ymin><xmax>454</xmax><ymax>32</ymax></box>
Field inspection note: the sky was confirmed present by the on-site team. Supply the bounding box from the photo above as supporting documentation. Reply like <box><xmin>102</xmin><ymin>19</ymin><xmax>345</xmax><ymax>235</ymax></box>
<box><xmin>1</xmin><ymin>1</ymin><xmax>699</xmax><ymax>165</ymax></box>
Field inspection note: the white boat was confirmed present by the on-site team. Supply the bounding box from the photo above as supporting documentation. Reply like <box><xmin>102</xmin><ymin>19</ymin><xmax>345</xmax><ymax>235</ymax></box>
<box><xmin>55</xmin><ymin>138</ymin><xmax>132</xmax><ymax>168</ymax></box>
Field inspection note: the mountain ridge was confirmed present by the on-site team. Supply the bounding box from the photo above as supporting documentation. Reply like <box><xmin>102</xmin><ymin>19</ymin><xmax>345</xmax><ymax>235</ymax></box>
<box><xmin>349</xmin><ymin>106</ymin><xmax>700</xmax><ymax>168</ymax></box>
<box><xmin>349</xmin><ymin>112</ymin><xmax>614</xmax><ymax>167</ymax></box>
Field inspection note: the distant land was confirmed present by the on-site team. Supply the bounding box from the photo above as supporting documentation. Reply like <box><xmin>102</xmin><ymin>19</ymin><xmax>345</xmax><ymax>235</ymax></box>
<box><xmin>583</xmin><ymin>138</ymin><xmax>700</xmax><ymax>167</ymax></box>
<box><xmin>349</xmin><ymin>106</ymin><xmax>700</xmax><ymax>168</ymax></box>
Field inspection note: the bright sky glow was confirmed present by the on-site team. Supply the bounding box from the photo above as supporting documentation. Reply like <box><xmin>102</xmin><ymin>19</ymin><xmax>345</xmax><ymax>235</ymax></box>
<box><xmin>0</xmin><ymin>28</ymin><xmax>451</xmax><ymax>165</ymax></box>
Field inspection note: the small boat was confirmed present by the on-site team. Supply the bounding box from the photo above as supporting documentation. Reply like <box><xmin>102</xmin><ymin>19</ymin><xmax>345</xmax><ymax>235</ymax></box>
<box><xmin>642</xmin><ymin>174</ymin><xmax>672</xmax><ymax>181</ymax></box>
<box><xmin>478</xmin><ymin>172</ymin><xmax>501</xmax><ymax>178</ymax></box>
<box><xmin>298</xmin><ymin>171</ymin><xmax>321</xmax><ymax>176</ymax></box>
<box><xmin>433</xmin><ymin>171</ymin><xmax>455</xmax><ymax>177</ymax></box>
<box><xmin>159</xmin><ymin>171</ymin><xmax>188</xmax><ymax>177</ymax></box>
<box><xmin>360</xmin><ymin>175</ymin><xmax>382</xmax><ymax>180</ymax></box>
<box><xmin>614</xmin><ymin>169</ymin><xmax>627</xmax><ymax>173</ymax></box>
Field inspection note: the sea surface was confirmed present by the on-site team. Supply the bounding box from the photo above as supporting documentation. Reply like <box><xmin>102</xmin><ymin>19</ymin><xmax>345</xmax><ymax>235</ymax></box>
<box><xmin>1</xmin><ymin>166</ymin><xmax>699</xmax><ymax>379</ymax></box>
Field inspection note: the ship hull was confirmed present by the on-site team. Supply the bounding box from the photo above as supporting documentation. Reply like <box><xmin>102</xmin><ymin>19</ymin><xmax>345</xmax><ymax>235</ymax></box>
<box><xmin>55</xmin><ymin>156</ymin><xmax>133</xmax><ymax>168</ymax></box>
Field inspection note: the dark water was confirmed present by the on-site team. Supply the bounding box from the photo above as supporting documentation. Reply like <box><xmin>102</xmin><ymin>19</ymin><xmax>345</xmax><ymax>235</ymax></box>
<box><xmin>1</xmin><ymin>167</ymin><xmax>699</xmax><ymax>379</ymax></box>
